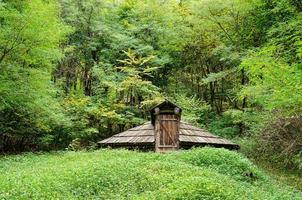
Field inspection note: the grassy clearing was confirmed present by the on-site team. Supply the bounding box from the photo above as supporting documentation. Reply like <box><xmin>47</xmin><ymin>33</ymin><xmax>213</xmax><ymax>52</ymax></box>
<box><xmin>0</xmin><ymin>148</ymin><xmax>301</xmax><ymax>200</ymax></box>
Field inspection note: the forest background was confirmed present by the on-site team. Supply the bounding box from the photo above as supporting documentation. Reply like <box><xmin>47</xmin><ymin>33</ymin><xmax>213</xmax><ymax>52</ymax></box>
<box><xmin>0</xmin><ymin>0</ymin><xmax>301</xmax><ymax>174</ymax></box>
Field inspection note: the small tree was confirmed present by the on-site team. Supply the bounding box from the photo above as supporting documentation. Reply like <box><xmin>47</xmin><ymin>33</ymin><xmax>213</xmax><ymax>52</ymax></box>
<box><xmin>117</xmin><ymin>49</ymin><xmax>163</xmax><ymax>111</ymax></box>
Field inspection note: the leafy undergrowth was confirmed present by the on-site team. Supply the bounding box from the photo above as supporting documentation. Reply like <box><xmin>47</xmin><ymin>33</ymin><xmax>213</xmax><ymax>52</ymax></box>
<box><xmin>253</xmin><ymin>160</ymin><xmax>302</xmax><ymax>192</ymax></box>
<box><xmin>0</xmin><ymin>148</ymin><xmax>301</xmax><ymax>200</ymax></box>
<box><xmin>237</xmin><ymin>138</ymin><xmax>302</xmax><ymax>191</ymax></box>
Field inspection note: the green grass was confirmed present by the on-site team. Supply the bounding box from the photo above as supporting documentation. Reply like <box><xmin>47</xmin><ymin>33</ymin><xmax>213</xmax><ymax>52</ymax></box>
<box><xmin>0</xmin><ymin>148</ymin><xmax>301</xmax><ymax>200</ymax></box>
<box><xmin>236</xmin><ymin>137</ymin><xmax>302</xmax><ymax>191</ymax></box>
<box><xmin>252</xmin><ymin>159</ymin><xmax>302</xmax><ymax>192</ymax></box>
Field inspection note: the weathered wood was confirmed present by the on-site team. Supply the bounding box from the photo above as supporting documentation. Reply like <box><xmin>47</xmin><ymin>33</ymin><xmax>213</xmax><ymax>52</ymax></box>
<box><xmin>98</xmin><ymin>100</ymin><xmax>239</xmax><ymax>150</ymax></box>
<box><xmin>154</xmin><ymin>103</ymin><xmax>180</xmax><ymax>153</ymax></box>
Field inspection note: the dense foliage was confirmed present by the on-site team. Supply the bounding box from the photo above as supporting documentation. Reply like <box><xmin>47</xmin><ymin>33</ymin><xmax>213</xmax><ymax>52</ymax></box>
<box><xmin>0</xmin><ymin>148</ymin><xmax>301</xmax><ymax>199</ymax></box>
<box><xmin>0</xmin><ymin>0</ymin><xmax>301</xmax><ymax>171</ymax></box>
<box><xmin>0</xmin><ymin>0</ymin><xmax>71</xmax><ymax>151</ymax></box>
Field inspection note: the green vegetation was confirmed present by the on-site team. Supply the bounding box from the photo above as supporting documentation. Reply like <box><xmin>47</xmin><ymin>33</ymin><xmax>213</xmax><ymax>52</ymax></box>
<box><xmin>0</xmin><ymin>0</ymin><xmax>302</xmax><ymax>196</ymax></box>
<box><xmin>0</xmin><ymin>148</ymin><xmax>301</xmax><ymax>199</ymax></box>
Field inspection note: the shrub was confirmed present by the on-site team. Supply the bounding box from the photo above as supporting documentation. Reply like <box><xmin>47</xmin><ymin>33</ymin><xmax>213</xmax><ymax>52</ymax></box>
<box><xmin>174</xmin><ymin>147</ymin><xmax>265</xmax><ymax>182</ymax></box>
<box><xmin>256</xmin><ymin>115</ymin><xmax>302</xmax><ymax>171</ymax></box>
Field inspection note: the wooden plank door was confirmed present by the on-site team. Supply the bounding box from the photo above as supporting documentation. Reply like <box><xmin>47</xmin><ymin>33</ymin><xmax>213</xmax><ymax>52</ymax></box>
<box><xmin>158</xmin><ymin>115</ymin><xmax>178</xmax><ymax>147</ymax></box>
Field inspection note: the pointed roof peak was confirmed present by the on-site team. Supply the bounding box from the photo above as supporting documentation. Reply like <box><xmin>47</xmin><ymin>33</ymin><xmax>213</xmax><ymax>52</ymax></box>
<box><xmin>149</xmin><ymin>99</ymin><xmax>182</xmax><ymax>125</ymax></box>
<box><xmin>149</xmin><ymin>99</ymin><xmax>181</xmax><ymax>112</ymax></box>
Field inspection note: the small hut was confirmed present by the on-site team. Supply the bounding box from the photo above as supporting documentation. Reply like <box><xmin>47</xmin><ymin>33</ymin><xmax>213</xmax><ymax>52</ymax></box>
<box><xmin>98</xmin><ymin>100</ymin><xmax>239</xmax><ymax>152</ymax></box>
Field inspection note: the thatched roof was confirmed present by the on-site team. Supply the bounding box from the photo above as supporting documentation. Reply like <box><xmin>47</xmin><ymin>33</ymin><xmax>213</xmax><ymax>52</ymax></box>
<box><xmin>98</xmin><ymin>121</ymin><xmax>238</xmax><ymax>149</ymax></box>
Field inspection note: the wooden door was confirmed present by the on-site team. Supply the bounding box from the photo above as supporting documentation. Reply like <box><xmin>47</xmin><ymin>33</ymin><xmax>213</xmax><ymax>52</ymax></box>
<box><xmin>158</xmin><ymin>114</ymin><xmax>178</xmax><ymax>148</ymax></box>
